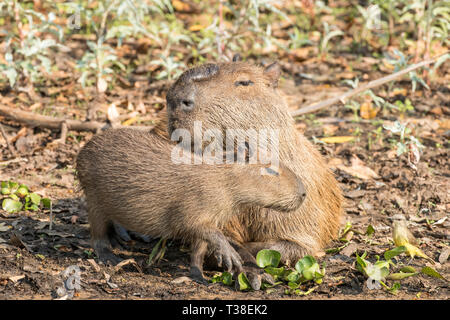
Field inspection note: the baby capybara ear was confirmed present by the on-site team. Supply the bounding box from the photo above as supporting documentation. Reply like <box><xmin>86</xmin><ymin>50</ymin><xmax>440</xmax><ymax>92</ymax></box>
<box><xmin>232</xmin><ymin>53</ymin><xmax>242</xmax><ymax>62</ymax></box>
<box><xmin>263</xmin><ymin>62</ymin><xmax>281</xmax><ymax>88</ymax></box>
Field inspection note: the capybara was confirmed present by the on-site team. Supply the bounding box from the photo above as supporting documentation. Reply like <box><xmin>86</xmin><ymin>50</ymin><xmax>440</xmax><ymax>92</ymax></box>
<box><xmin>163</xmin><ymin>60</ymin><xmax>344</xmax><ymax>266</ymax></box>
<box><xmin>76</xmin><ymin>128</ymin><xmax>306</xmax><ymax>282</ymax></box>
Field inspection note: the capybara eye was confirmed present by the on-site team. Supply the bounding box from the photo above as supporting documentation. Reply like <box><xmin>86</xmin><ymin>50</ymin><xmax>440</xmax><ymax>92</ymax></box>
<box><xmin>181</xmin><ymin>99</ymin><xmax>194</xmax><ymax>111</ymax></box>
<box><xmin>234</xmin><ymin>80</ymin><xmax>254</xmax><ymax>87</ymax></box>
<box><xmin>264</xmin><ymin>167</ymin><xmax>279</xmax><ymax>176</ymax></box>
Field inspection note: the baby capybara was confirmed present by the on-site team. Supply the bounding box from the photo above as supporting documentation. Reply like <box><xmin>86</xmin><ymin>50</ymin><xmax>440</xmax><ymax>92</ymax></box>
<box><xmin>76</xmin><ymin>128</ymin><xmax>306</xmax><ymax>282</ymax></box>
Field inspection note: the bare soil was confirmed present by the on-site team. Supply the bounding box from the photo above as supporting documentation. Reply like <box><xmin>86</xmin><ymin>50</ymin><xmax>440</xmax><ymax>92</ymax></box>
<box><xmin>0</xmin><ymin>57</ymin><xmax>448</xmax><ymax>300</ymax></box>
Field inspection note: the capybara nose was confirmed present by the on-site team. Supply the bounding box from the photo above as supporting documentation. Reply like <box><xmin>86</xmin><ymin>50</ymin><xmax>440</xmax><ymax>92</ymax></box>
<box><xmin>181</xmin><ymin>99</ymin><xmax>194</xmax><ymax>111</ymax></box>
<box><xmin>298</xmin><ymin>179</ymin><xmax>307</xmax><ymax>202</ymax></box>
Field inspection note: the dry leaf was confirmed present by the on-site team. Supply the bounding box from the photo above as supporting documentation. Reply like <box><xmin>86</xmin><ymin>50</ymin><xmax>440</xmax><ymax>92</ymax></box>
<box><xmin>172</xmin><ymin>0</ymin><xmax>190</xmax><ymax>11</ymax></box>
<box><xmin>189</xmin><ymin>24</ymin><xmax>205</xmax><ymax>32</ymax></box>
<box><xmin>322</xmin><ymin>124</ymin><xmax>339</xmax><ymax>136</ymax></box>
<box><xmin>337</xmin><ymin>155</ymin><xmax>379</xmax><ymax>180</ymax></box>
<box><xmin>319</xmin><ymin>136</ymin><xmax>354</xmax><ymax>144</ymax></box>
<box><xmin>289</xmin><ymin>47</ymin><xmax>312</xmax><ymax>60</ymax></box>
<box><xmin>97</xmin><ymin>77</ymin><xmax>108</xmax><ymax>93</ymax></box>
<box><xmin>360</xmin><ymin>101</ymin><xmax>379</xmax><ymax>119</ymax></box>
<box><xmin>87</xmin><ymin>259</ymin><xmax>101</xmax><ymax>273</ymax></box>
<box><xmin>391</xmin><ymin>88</ymin><xmax>407</xmax><ymax>96</ymax></box>
<box><xmin>392</xmin><ymin>220</ymin><xmax>433</xmax><ymax>262</ymax></box>
<box><xmin>107</xmin><ymin>103</ymin><xmax>119</xmax><ymax>123</ymax></box>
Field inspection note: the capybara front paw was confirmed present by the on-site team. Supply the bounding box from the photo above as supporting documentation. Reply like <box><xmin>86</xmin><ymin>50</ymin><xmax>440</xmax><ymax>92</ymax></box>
<box><xmin>213</xmin><ymin>241</ymin><xmax>243</xmax><ymax>273</ymax></box>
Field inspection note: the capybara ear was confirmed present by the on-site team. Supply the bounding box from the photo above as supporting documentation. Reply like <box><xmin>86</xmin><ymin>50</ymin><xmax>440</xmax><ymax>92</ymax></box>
<box><xmin>232</xmin><ymin>53</ymin><xmax>241</xmax><ymax>62</ymax></box>
<box><xmin>263</xmin><ymin>62</ymin><xmax>281</xmax><ymax>88</ymax></box>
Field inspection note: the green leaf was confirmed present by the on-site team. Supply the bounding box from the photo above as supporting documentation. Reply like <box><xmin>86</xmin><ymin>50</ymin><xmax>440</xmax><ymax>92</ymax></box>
<box><xmin>1</xmin><ymin>181</ymin><xmax>11</xmax><ymax>195</ymax></box>
<box><xmin>340</xmin><ymin>221</ymin><xmax>352</xmax><ymax>237</ymax></box>
<box><xmin>285</xmin><ymin>270</ymin><xmax>301</xmax><ymax>283</ymax></box>
<box><xmin>384</xmin><ymin>246</ymin><xmax>407</xmax><ymax>261</ymax></box>
<box><xmin>421</xmin><ymin>266</ymin><xmax>445</xmax><ymax>280</ymax></box>
<box><xmin>16</xmin><ymin>185</ymin><xmax>29</xmax><ymax>198</ymax></box>
<box><xmin>366</xmin><ymin>224</ymin><xmax>375</xmax><ymax>237</ymax></box>
<box><xmin>256</xmin><ymin>249</ymin><xmax>281</xmax><ymax>268</ymax></box>
<box><xmin>2</xmin><ymin>198</ymin><xmax>23</xmax><ymax>213</ymax></box>
<box><xmin>264</xmin><ymin>266</ymin><xmax>285</xmax><ymax>278</ymax></box>
<box><xmin>9</xmin><ymin>194</ymin><xmax>20</xmax><ymax>201</ymax></box>
<box><xmin>237</xmin><ymin>272</ymin><xmax>252</xmax><ymax>291</ymax></box>
<box><xmin>295</xmin><ymin>255</ymin><xmax>318</xmax><ymax>278</ymax></box>
<box><xmin>387</xmin><ymin>272</ymin><xmax>417</xmax><ymax>280</ymax></box>
<box><xmin>41</xmin><ymin>198</ymin><xmax>52</xmax><ymax>209</ymax></box>
<box><xmin>29</xmin><ymin>193</ymin><xmax>41</xmax><ymax>206</ymax></box>
<box><xmin>211</xmin><ymin>272</ymin><xmax>234</xmax><ymax>286</ymax></box>
<box><xmin>400</xmin><ymin>266</ymin><xmax>417</xmax><ymax>273</ymax></box>
<box><xmin>387</xmin><ymin>282</ymin><xmax>401</xmax><ymax>295</ymax></box>
<box><xmin>222</xmin><ymin>272</ymin><xmax>233</xmax><ymax>286</ymax></box>
<box><xmin>8</xmin><ymin>182</ymin><xmax>19</xmax><ymax>194</ymax></box>
<box><xmin>294</xmin><ymin>287</ymin><xmax>316</xmax><ymax>296</ymax></box>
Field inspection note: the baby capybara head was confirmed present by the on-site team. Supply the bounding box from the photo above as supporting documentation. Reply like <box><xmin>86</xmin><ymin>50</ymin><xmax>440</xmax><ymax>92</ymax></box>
<box><xmin>232</xmin><ymin>163</ymin><xmax>306</xmax><ymax>212</ymax></box>
<box><xmin>165</xmin><ymin>60</ymin><xmax>290</xmax><ymax>152</ymax></box>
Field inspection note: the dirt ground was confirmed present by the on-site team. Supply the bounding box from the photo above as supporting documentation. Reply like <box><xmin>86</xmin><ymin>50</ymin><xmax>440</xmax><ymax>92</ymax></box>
<box><xmin>0</xmin><ymin>57</ymin><xmax>448</xmax><ymax>300</ymax></box>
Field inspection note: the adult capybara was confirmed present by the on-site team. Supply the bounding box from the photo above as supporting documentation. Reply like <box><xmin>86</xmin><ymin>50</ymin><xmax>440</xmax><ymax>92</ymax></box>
<box><xmin>162</xmin><ymin>60</ymin><xmax>344</xmax><ymax>266</ymax></box>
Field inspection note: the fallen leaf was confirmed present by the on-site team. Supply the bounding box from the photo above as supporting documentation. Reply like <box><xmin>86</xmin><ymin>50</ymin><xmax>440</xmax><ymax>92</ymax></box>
<box><xmin>289</xmin><ymin>47</ymin><xmax>312</xmax><ymax>60</ymax></box>
<box><xmin>87</xmin><ymin>259</ymin><xmax>101</xmax><ymax>273</ymax></box>
<box><xmin>430</xmin><ymin>107</ymin><xmax>443</xmax><ymax>115</ymax></box>
<box><xmin>391</xmin><ymin>88</ymin><xmax>408</xmax><ymax>96</ymax></box>
<box><xmin>337</xmin><ymin>155</ymin><xmax>379</xmax><ymax>180</ymax></box>
<box><xmin>438</xmin><ymin>247</ymin><xmax>449</xmax><ymax>264</ymax></box>
<box><xmin>392</xmin><ymin>220</ymin><xmax>433</xmax><ymax>262</ymax></box>
<box><xmin>171</xmin><ymin>276</ymin><xmax>192</xmax><ymax>284</ymax></box>
<box><xmin>188</xmin><ymin>24</ymin><xmax>205</xmax><ymax>32</ymax></box>
<box><xmin>172</xmin><ymin>0</ymin><xmax>191</xmax><ymax>11</ymax></box>
<box><xmin>360</xmin><ymin>101</ymin><xmax>379</xmax><ymax>119</ymax></box>
<box><xmin>341</xmin><ymin>242</ymin><xmax>358</xmax><ymax>257</ymax></box>
<box><xmin>8</xmin><ymin>275</ymin><xmax>25</xmax><ymax>283</ymax></box>
<box><xmin>0</xmin><ymin>223</ymin><xmax>11</xmax><ymax>232</ymax></box>
<box><xmin>319</xmin><ymin>136</ymin><xmax>355</xmax><ymax>144</ymax></box>
<box><xmin>114</xmin><ymin>259</ymin><xmax>142</xmax><ymax>273</ymax></box>
<box><xmin>322</xmin><ymin>124</ymin><xmax>339</xmax><ymax>136</ymax></box>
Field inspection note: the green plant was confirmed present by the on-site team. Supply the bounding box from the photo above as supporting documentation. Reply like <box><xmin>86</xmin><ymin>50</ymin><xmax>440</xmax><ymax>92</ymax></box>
<box><xmin>319</xmin><ymin>22</ymin><xmax>344</xmax><ymax>55</ymax></box>
<box><xmin>394</xmin><ymin>98</ymin><xmax>415</xmax><ymax>118</ymax></box>
<box><xmin>1</xmin><ymin>181</ymin><xmax>51</xmax><ymax>213</ymax></box>
<box><xmin>368</xmin><ymin>126</ymin><xmax>385</xmax><ymax>150</ymax></box>
<box><xmin>356</xmin><ymin>245</ymin><xmax>444</xmax><ymax>294</ymax></box>
<box><xmin>0</xmin><ymin>0</ymin><xmax>65</xmax><ymax>89</ymax></box>
<box><xmin>384</xmin><ymin>49</ymin><xmax>430</xmax><ymax>92</ymax></box>
<box><xmin>384</xmin><ymin>121</ymin><xmax>425</xmax><ymax>170</ymax></box>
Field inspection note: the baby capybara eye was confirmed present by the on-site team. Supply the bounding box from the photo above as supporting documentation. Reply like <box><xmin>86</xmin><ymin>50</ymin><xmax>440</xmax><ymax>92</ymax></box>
<box><xmin>235</xmin><ymin>80</ymin><xmax>254</xmax><ymax>87</ymax></box>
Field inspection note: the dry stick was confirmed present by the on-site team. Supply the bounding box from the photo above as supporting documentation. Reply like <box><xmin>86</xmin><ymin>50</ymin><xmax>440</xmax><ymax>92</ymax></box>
<box><xmin>290</xmin><ymin>53</ymin><xmax>447</xmax><ymax>117</ymax></box>
<box><xmin>0</xmin><ymin>122</ymin><xmax>17</xmax><ymax>157</ymax></box>
<box><xmin>0</xmin><ymin>104</ymin><xmax>105</xmax><ymax>132</ymax></box>
<box><xmin>0</xmin><ymin>104</ymin><xmax>153</xmax><ymax>132</ymax></box>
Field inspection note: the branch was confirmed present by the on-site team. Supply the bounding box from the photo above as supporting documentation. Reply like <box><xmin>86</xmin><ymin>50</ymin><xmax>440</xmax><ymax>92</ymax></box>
<box><xmin>290</xmin><ymin>53</ymin><xmax>448</xmax><ymax>117</ymax></box>
<box><xmin>0</xmin><ymin>104</ymin><xmax>105</xmax><ymax>132</ymax></box>
<box><xmin>0</xmin><ymin>104</ymin><xmax>153</xmax><ymax>133</ymax></box>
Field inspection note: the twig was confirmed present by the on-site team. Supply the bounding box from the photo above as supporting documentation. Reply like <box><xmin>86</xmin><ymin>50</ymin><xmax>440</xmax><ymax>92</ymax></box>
<box><xmin>0</xmin><ymin>104</ymin><xmax>105</xmax><ymax>132</ymax></box>
<box><xmin>49</xmin><ymin>201</ymin><xmax>53</xmax><ymax>231</ymax></box>
<box><xmin>0</xmin><ymin>122</ymin><xmax>17</xmax><ymax>157</ymax></box>
<box><xmin>0</xmin><ymin>104</ymin><xmax>154</xmax><ymax>133</ymax></box>
<box><xmin>290</xmin><ymin>53</ymin><xmax>448</xmax><ymax>117</ymax></box>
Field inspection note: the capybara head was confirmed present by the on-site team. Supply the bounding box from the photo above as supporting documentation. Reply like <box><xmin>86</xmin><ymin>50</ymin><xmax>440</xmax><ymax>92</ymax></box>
<box><xmin>230</xmin><ymin>163</ymin><xmax>306</xmax><ymax>212</ymax></box>
<box><xmin>165</xmin><ymin>60</ymin><xmax>290</xmax><ymax>154</ymax></box>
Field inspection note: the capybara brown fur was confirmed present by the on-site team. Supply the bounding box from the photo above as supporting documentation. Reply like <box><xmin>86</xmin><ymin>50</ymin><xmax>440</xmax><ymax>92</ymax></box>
<box><xmin>76</xmin><ymin>128</ymin><xmax>306</xmax><ymax>281</ymax></box>
<box><xmin>163</xmin><ymin>60</ymin><xmax>344</xmax><ymax>265</ymax></box>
